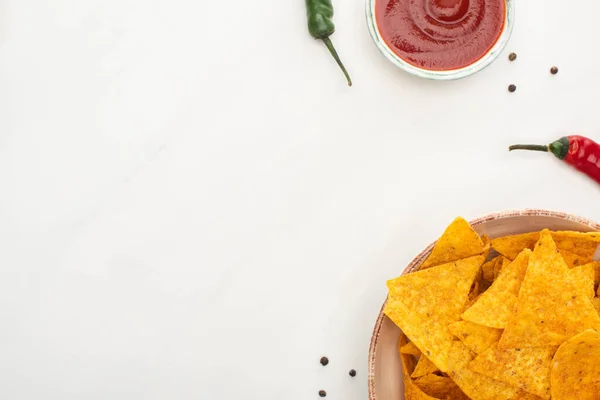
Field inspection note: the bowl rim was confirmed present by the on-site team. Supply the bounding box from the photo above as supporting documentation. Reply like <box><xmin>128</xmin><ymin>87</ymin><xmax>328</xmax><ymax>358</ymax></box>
<box><xmin>367</xmin><ymin>209</ymin><xmax>600</xmax><ymax>400</ymax></box>
<box><xmin>365</xmin><ymin>0</ymin><xmax>515</xmax><ymax>80</ymax></box>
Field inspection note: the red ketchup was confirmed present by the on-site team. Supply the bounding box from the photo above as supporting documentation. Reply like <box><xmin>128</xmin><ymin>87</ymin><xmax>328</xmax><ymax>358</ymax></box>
<box><xmin>375</xmin><ymin>0</ymin><xmax>506</xmax><ymax>71</ymax></box>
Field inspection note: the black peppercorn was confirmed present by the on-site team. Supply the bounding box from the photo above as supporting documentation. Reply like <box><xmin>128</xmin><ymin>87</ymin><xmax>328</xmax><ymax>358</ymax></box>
<box><xmin>508</xmin><ymin>52</ymin><xmax>517</xmax><ymax>61</ymax></box>
<box><xmin>319</xmin><ymin>390</ymin><xmax>327</xmax><ymax>397</ymax></box>
<box><xmin>349</xmin><ymin>369</ymin><xmax>357</xmax><ymax>377</ymax></box>
<box><xmin>550</xmin><ymin>66</ymin><xmax>559</xmax><ymax>75</ymax></box>
<box><xmin>320</xmin><ymin>357</ymin><xmax>329</xmax><ymax>366</ymax></box>
<box><xmin>508</xmin><ymin>84</ymin><xmax>516</xmax><ymax>93</ymax></box>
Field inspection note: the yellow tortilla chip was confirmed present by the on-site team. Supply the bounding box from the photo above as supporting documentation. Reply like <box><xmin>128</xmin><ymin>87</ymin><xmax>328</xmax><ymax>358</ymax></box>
<box><xmin>559</xmin><ymin>249</ymin><xmax>592</xmax><ymax>268</ymax></box>
<box><xmin>412</xmin><ymin>355</ymin><xmax>440</xmax><ymax>378</ymax></box>
<box><xmin>414</xmin><ymin>374</ymin><xmax>469</xmax><ymax>400</ymax></box>
<box><xmin>568</xmin><ymin>262</ymin><xmax>596</xmax><ymax>300</ymax></box>
<box><xmin>491</xmin><ymin>230</ymin><xmax>600</xmax><ymax>260</ymax></box>
<box><xmin>385</xmin><ymin>256</ymin><xmax>484</xmax><ymax>372</ymax></box>
<box><xmin>446</xmin><ymin>341</ymin><xmax>523</xmax><ymax>400</ymax></box>
<box><xmin>481</xmin><ymin>258</ymin><xmax>498</xmax><ymax>282</ymax></box>
<box><xmin>491</xmin><ymin>232</ymin><xmax>539</xmax><ymax>260</ymax></box>
<box><xmin>462</xmin><ymin>250</ymin><xmax>531</xmax><ymax>329</ymax></box>
<box><xmin>593</xmin><ymin>297</ymin><xmax>600</xmax><ymax>315</ymax></box>
<box><xmin>448</xmin><ymin>320</ymin><xmax>502</xmax><ymax>354</ymax></box>
<box><xmin>400</xmin><ymin>340</ymin><xmax>422</xmax><ymax>357</ymax></box>
<box><xmin>469</xmin><ymin>342</ymin><xmax>556</xmax><ymax>399</ymax></box>
<box><xmin>499</xmin><ymin>230</ymin><xmax>600</xmax><ymax>348</ymax></box>
<box><xmin>421</xmin><ymin>217</ymin><xmax>484</xmax><ymax>269</ymax></box>
<box><xmin>550</xmin><ymin>329</ymin><xmax>600</xmax><ymax>400</ymax></box>
<box><xmin>496</xmin><ymin>257</ymin><xmax>511</xmax><ymax>279</ymax></box>
<box><xmin>399</xmin><ymin>335</ymin><xmax>438</xmax><ymax>400</ymax></box>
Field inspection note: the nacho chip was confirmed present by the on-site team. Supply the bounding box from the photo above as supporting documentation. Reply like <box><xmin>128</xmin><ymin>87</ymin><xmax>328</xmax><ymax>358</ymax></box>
<box><xmin>446</xmin><ymin>341</ymin><xmax>523</xmax><ymax>400</ymax></box>
<box><xmin>550</xmin><ymin>329</ymin><xmax>600</xmax><ymax>400</ymax></box>
<box><xmin>491</xmin><ymin>232</ymin><xmax>539</xmax><ymax>260</ymax></box>
<box><xmin>491</xmin><ymin>230</ymin><xmax>600</xmax><ymax>261</ymax></box>
<box><xmin>558</xmin><ymin>249</ymin><xmax>592</xmax><ymax>268</ymax></box>
<box><xmin>385</xmin><ymin>256</ymin><xmax>484</xmax><ymax>371</ymax></box>
<box><xmin>494</xmin><ymin>257</ymin><xmax>511</xmax><ymax>280</ymax></box>
<box><xmin>593</xmin><ymin>299</ymin><xmax>600</xmax><ymax>320</ymax></box>
<box><xmin>462</xmin><ymin>250</ymin><xmax>531</xmax><ymax>329</ymax></box>
<box><xmin>568</xmin><ymin>262</ymin><xmax>596</xmax><ymax>300</ymax></box>
<box><xmin>412</xmin><ymin>355</ymin><xmax>440</xmax><ymax>378</ymax></box>
<box><xmin>399</xmin><ymin>335</ymin><xmax>438</xmax><ymax>400</ymax></box>
<box><xmin>400</xmin><ymin>340</ymin><xmax>422</xmax><ymax>357</ymax></box>
<box><xmin>469</xmin><ymin>342</ymin><xmax>556</xmax><ymax>399</ymax></box>
<box><xmin>448</xmin><ymin>320</ymin><xmax>502</xmax><ymax>354</ymax></box>
<box><xmin>481</xmin><ymin>258</ymin><xmax>498</xmax><ymax>282</ymax></box>
<box><xmin>499</xmin><ymin>231</ymin><xmax>600</xmax><ymax>348</ymax></box>
<box><xmin>414</xmin><ymin>374</ymin><xmax>469</xmax><ymax>400</ymax></box>
<box><xmin>421</xmin><ymin>217</ymin><xmax>484</xmax><ymax>269</ymax></box>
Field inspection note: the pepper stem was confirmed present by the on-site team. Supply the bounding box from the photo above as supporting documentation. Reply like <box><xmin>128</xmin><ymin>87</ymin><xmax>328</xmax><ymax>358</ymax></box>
<box><xmin>322</xmin><ymin>37</ymin><xmax>352</xmax><ymax>87</ymax></box>
<box><xmin>508</xmin><ymin>144</ymin><xmax>549</xmax><ymax>152</ymax></box>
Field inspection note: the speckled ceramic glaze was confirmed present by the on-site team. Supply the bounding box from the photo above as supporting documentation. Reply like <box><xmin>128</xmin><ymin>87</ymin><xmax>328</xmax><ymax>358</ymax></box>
<box><xmin>368</xmin><ymin>210</ymin><xmax>600</xmax><ymax>400</ymax></box>
<box><xmin>365</xmin><ymin>0</ymin><xmax>515</xmax><ymax>80</ymax></box>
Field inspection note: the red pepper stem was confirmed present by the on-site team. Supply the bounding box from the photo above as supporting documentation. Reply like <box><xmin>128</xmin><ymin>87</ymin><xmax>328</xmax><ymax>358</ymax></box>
<box><xmin>508</xmin><ymin>144</ymin><xmax>549</xmax><ymax>152</ymax></box>
<box><xmin>321</xmin><ymin>37</ymin><xmax>352</xmax><ymax>87</ymax></box>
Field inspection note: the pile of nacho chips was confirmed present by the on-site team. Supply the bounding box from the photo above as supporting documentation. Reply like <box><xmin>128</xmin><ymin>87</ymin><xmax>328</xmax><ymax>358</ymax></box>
<box><xmin>385</xmin><ymin>217</ymin><xmax>600</xmax><ymax>400</ymax></box>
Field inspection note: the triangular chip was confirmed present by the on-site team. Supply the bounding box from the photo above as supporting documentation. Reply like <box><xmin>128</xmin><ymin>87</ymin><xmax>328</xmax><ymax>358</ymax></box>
<box><xmin>481</xmin><ymin>258</ymin><xmax>498</xmax><ymax>282</ymax></box>
<box><xmin>559</xmin><ymin>249</ymin><xmax>592</xmax><ymax>268</ymax></box>
<box><xmin>551</xmin><ymin>329</ymin><xmax>600</xmax><ymax>400</ymax></box>
<box><xmin>491</xmin><ymin>230</ymin><xmax>600</xmax><ymax>260</ymax></box>
<box><xmin>414</xmin><ymin>374</ymin><xmax>469</xmax><ymax>400</ymax></box>
<box><xmin>469</xmin><ymin>342</ymin><xmax>556</xmax><ymax>399</ymax></box>
<box><xmin>446</xmin><ymin>341</ymin><xmax>524</xmax><ymax>400</ymax></box>
<box><xmin>400</xmin><ymin>340</ymin><xmax>422</xmax><ymax>356</ymax></box>
<box><xmin>568</xmin><ymin>262</ymin><xmax>596</xmax><ymax>300</ymax></box>
<box><xmin>399</xmin><ymin>335</ymin><xmax>437</xmax><ymax>400</ymax></box>
<box><xmin>412</xmin><ymin>355</ymin><xmax>439</xmax><ymax>378</ymax></box>
<box><xmin>385</xmin><ymin>256</ymin><xmax>484</xmax><ymax>371</ymax></box>
<box><xmin>499</xmin><ymin>230</ymin><xmax>600</xmax><ymax>348</ymax></box>
<box><xmin>448</xmin><ymin>320</ymin><xmax>502</xmax><ymax>354</ymax></box>
<box><xmin>462</xmin><ymin>250</ymin><xmax>531</xmax><ymax>329</ymax></box>
<box><xmin>421</xmin><ymin>217</ymin><xmax>484</xmax><ymax>269</ymax></box>
<box><xmin>493</xmin><ymin>257</ymin><xmax>510</xmax><ymax>280</ymax></box>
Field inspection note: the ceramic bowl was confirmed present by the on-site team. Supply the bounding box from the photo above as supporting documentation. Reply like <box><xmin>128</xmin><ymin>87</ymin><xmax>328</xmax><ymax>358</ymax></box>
<box><xmin>367</xmin><ymin>209</ymin><xmax>600</xmax><ymax>400</ymax></box>
<box><xmin>365</xmin><ymin>0</ymin><xmax>515</xmax><ymax>80</ymax></box>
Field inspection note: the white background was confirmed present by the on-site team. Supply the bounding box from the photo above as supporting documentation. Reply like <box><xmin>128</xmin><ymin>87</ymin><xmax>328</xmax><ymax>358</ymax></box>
<box><xmin>1</xmin><ymin>0</ymin><xmax>600</xmax><ymax>399</ymax></box>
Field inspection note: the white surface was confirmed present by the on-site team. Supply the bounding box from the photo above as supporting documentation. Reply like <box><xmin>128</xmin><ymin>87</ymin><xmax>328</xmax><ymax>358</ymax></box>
<box><xmin>1</xmin><ymin>1</ymin><xmax>600</xmax><ymax>399</ymax></box>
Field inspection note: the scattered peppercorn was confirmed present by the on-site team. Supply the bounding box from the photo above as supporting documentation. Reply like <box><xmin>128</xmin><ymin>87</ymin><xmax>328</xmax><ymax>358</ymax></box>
<box><xmin>550</xmin><ymin>66</ymin><xmax>559</xmax><ymax>75</ymax></box>
<box><xmin>508</xmin><ymin>52</ymin><xmax>517</xmax><ymax>61</ymax></box>
<box><xmin>508</xmin><ymin>84</ymin><xmax>516</xmax><ymax>93</ymax></box>
<box><xmin>319</xmin><ymin>390</ymin><xmax>327</xmax><ymax>397</ymax></box>
<box><xmin>320</xmin><ymin>357</ymin><xmax>329</xmax><ymax>366</ymax></box>
<box><xmin>349</xmin><ymin>369</ymin><xmax>357</xmax><ymax>377</ymax></box>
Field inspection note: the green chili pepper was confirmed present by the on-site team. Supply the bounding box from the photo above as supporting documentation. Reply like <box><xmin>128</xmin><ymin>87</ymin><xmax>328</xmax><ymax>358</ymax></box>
<box><xmin>305</xmin><ymin>0</ymin><xmax>352</xmax><ymax>86</ymax></box>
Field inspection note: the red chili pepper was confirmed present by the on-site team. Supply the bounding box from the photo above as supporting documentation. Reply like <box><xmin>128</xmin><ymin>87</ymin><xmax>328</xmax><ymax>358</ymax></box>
<box><xmin>509</xmin><ymin>136</ymin><xmax>600</xmax><ymax>184</ymax></box>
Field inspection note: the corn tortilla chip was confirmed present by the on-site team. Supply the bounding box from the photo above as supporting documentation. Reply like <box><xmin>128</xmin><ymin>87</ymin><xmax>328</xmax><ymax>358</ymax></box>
<box><xmin>446</xmin><ymin>341</ymin><xmax>524</xmax><ymax>400</ymax></box>
<box><xmin>421</xmin><ymin>217</ymin><xmax>484</xmax><ymax>269</ymax></box>
<box><xmin>448</xmin><ymin>320</ymin><xmax>502</xmax><ymax>354</ymax></box>
<box><xmin>469</xmin><ymin>342</ymin><xmax>556</xmax><ymax>399</ymax></box>
<box><xmin>412</xmin><ymin>355</ymin><xmax>440</xmax><ymax>378</ymax></box>
<box><xmin>482</xmin><ymin>258</ymin><xmax>498</xmax><ymax>282</ymax></box>
<box><xmin>400</xmin><ymin>340</ymin><xmax>422</xmax><ymax>357</ymax></box>
<box><xmin>568</xmin><ymin>262</ymin><xmax>596</xmax><ymax>300</ymax></box>
<box><xmin>499</xmin><ymin>231</ymin><xmax>600</xmax><ymax>348</ymax></box>
<box><xmin>494</xmin><ymin>257</ymin><xmax>510</xmax><ymax>280</ymax></box>
<box><xmin>550</xmin><ymin>329</ymin><xmax>600</xmax><ymax>400</ymax></box>
<box><xmin>559</xmin><ymin>249</ymin><xmax>592</xmax><ymax>268</ymax></box>
<box><xmin>414</xmin><ymin>374</ymin><xmax>469</xmax><ymax>400</ymax></box>
<box><xmin>399</xmin><ymin>335</ymin><xmax>438</xmax><ymax>400</ymax></box>
<box><xmin>491</xmin><ymin>231</ymin><xmax>600</xmax><ymax>261</ymax></box>
<box><xmin>385</xmin><ymin>256</ymin><xmax>484</xmax><ymax>371</ymax></box>
<box><xmin>462</xmin><ymin>250</ymin><xmax>531</xmax><ymax>329</ymax></box>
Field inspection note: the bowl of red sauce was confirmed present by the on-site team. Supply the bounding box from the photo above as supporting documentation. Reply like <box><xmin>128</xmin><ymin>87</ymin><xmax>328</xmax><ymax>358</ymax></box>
<box><xmin>366</xmin><ymin>0</ymin><xmax>514</xmax><ymax>79</ymax></box>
